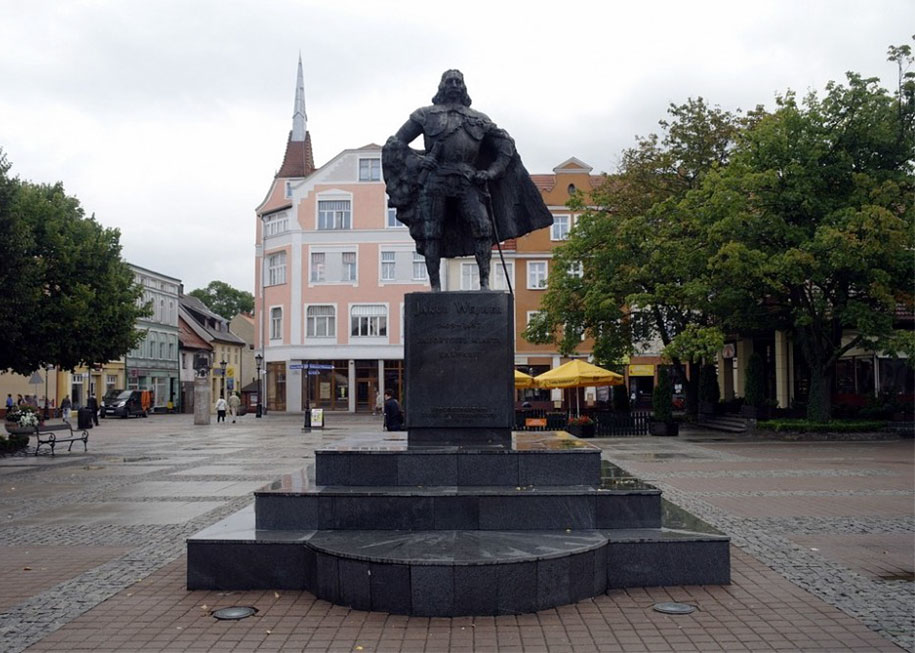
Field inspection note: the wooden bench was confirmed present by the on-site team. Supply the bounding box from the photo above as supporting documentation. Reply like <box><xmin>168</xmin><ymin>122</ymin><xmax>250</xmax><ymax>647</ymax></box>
<box><xmin>34</xmin><ymin>422</ymin><xmax>89</xmax><ymax>455</ymax></box>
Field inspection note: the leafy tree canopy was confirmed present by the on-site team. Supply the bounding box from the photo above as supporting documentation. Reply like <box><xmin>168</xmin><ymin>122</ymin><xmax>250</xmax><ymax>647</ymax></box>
<box><xmin>525</xmin><ymin>97</ymin><xmax>745</xmax><ymax>415</ymax></box>
<box><xmin>188</xmin><ymin>281</ymin><xmax>254</xmax><ymax>320</ymax></box>
<box><xmin>0</xmin><ymin>151</ymin><xmax>148</xmax><ymax>375</ymax></box>
<box><xmin>699</xmin><ymin>67</ymin><xmax>914</xmax><ymax>420</ymax></box>
<box><xmin>525</xmin><ymin>42</ymin><xmax>914</xmax><ymax>422</ymax></box>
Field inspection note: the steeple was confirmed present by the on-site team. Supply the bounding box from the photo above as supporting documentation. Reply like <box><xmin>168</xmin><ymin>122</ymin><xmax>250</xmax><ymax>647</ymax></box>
<box><xmin>291</xmin><ymin>53</ymin><xmax>307</xmax><ymax>142</ymax></box>
<box><xmin>276</xmin><ymin>54</ymin><xmax>316</xmax><ymax>179</ymax></box>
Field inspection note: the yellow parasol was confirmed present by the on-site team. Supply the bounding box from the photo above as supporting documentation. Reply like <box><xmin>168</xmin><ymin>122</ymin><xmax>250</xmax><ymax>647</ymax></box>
<box><xmin>514</xmin><ymin>369</ymin><xmax>538</xmax><ymax>388</ymax></box>
<box><xmin>535</xmin><ymin>359</ymin><xmax>624</xmax><ymax>417</ymax></box>
<box><xmin>534</xmin><ymin>359</ymin><xmax>624</xmax><ymax>388</ymax></box>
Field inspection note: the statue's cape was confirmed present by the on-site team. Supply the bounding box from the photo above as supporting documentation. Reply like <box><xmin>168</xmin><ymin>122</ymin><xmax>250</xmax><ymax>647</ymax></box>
<box><xmin>382</xmin><ymin>131</ymin><xmax>552</xmax><ymax>258</ymax></box>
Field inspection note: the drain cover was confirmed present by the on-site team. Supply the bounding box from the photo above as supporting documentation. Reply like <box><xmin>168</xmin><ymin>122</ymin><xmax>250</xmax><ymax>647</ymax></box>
<box><xmin>652</xmin><ymin>601</ymin><xmax>696</xmax><ymax>614</ymax></box>
<box><xmin>212</xmin><ymin>606</ymin><xmax>258</xmax><ymax>620</ymax></box>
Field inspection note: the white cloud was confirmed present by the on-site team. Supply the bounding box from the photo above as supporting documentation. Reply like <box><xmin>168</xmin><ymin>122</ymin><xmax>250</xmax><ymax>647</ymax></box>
<box><xmin>1</xmin><ymin>0</ymin><xmax>911</xmax><ymax>292</ymax></box>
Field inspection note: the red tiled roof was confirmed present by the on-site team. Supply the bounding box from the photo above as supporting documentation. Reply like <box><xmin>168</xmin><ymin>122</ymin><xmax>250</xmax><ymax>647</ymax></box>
<box><xmin>179</xmin><ymin>317</ymin><xmax>211</xmax><ymax>351</ymax></box>
<box><xmin>276</xmin><ymin>131</ymin><xmax>316</xmax><ymax>178</ymax></box>
<box><xmin>530</xmin><ymin>175</ymin><xmax>554</xmax><ymax>191</ymax></box>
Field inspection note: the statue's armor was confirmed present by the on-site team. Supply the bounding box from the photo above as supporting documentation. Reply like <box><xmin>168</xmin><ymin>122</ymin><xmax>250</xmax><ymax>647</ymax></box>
<box><xmin>411</xmin><ymin>105</ymin><xmax>494</xmax><ymax>241</ymax></box>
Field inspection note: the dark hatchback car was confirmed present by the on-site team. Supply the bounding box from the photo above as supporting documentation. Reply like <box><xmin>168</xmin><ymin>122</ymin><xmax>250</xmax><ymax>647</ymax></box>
<box><xmin>103</xmin><ymin>390</ymin><xmax>149</xmax><ymax>418</ymax></box>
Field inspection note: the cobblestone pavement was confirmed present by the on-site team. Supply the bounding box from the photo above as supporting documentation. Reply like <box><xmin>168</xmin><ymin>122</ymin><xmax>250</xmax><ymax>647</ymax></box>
<box><xmin>597</xmin><ymin>431</ymin><xmax>914</xmax><ymax>651</ymax></box>
<box><xmin>0</xmin><ymin>414</ymin><xmax>910</xmax><ymax>652</ymax></box>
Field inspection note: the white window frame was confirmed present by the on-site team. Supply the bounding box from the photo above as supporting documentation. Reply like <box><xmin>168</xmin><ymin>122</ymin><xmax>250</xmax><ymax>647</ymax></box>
<box><xmin>387</xmin><ymin>205</ymin><xmax>406</xmax><ymax>229</ymax></box>
<box><xmin>527</xmin><ymin>261</ymin><xmax>548</xmax><ymax>289</ymax></box>
<box><xmin>381</xmin><ymin>251</ymin><xmax>396</xmax><ymax>281</ymax></box>
<box><xmin>264</xmin><ymin>211</ymin><xmax>289</xmax><ymax>237</ymax></box>
<box><xmin>526</xmin><ymin>311</ymin><xmax>542</xmax><ymax>327</ymax></box>
<box><xmin>350</xmin><ymin>304</ymin><xmax>388</xmax><ymax>338</ymax></box>
<box><xmin>284</xmin><ymin>180</ymin><xmax>293</xmax><ymax>198</ymax></box>
<box><xmin>551</xmin><ymin>214</ymin><xmax>570</xmax><ymax>241</ymax></box>
<box><xmin>317</xmin><ymin>197</ymin><xmax>352</xmax><ymax>230</ymax></box>
<box><xmin>492</xmin><ymin>261</ymin><xmax>514</xmax><ymax>292</ymax></box>
<box><xmin>460</xmin><ymin>262</ymin><xmax>480</xmax><ymax>290</ymax></box>
<box><xmin>341</xmin><ymin>251</ymin><xmax>357</xmax><ymax>282</ymax></box>
<box><xmin>305</xmin><ymin>304</ymin><xmax>336</xmax><ymax>339</ymax></box>
<box><xmin>568</xmin><ymin>261</ymin><xmax>584</xmax><ymax>278</ymax></box>
<box><xmin>412</xmin><ymin>252</ymin><xmax>428</xmax><ymax>281</ymax></box>
<box><xmin>310</xmin><ymin>252</ymin><xmax>326</xmax><ymax>282</ymax></box>
<box><xmin>267</xmin><ymin>251</ymin><xmax>287</xmax><ymax>286</ymax></box>
<box><xmin>358</xmin><ymin>157</ymin><xmax>381</xmax><ymax>182</ymax></box>
<box><xmin>270</xmin><ymin>306</ymin><xmax>283</xmax><ymax>341</ymax></box>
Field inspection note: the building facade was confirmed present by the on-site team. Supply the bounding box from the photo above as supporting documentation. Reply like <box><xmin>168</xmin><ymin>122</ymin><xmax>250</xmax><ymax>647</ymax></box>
<box><xmin>255</xmin><ymin>58</ymin><xmax>433</xmax><ymax>413</ymax></box>
<box><xmin>125</xmin><ymin>264</ymin><xmax>181</xmax><ymax>409</ymax></box>
<box><xmin>179</xmin><ymin>296</ymin><xmax>247</xmax><ymax>405</ymax></box>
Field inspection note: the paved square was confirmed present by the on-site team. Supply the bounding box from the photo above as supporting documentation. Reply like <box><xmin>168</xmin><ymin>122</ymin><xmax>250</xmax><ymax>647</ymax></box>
<box><xmin>0</xmin><ymin>414</ymin><xmax>910</xmax><ymax>653</ymax></box>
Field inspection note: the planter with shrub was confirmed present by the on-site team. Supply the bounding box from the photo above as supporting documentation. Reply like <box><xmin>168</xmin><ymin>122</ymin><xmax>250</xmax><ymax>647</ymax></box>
<box><xmin>651</xmin><ymin>367</ymin><xmax>679</xmax><ymax>436</ymax></box>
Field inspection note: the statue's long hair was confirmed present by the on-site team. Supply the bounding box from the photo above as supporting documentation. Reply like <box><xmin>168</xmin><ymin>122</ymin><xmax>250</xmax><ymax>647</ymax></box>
<box><xmin>432</xmin><ymin>69</ymin><xmax>472</xmax><ymax>106</ymax></box>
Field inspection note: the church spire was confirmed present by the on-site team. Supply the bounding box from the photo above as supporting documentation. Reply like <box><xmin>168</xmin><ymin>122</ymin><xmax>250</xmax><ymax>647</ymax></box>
<box><xmin>291</xmin><ymin>53</ymin><xmax>307</xmax><ymax>142</ymax></box>
<box><xmin>276</xmin><ymin>54</ymin><xmax>316</xmax><ymax>179</ymax></box>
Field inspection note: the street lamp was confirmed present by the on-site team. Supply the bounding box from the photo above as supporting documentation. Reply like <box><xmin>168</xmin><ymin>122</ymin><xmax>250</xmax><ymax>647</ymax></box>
<box><xmin>220</xmin><ymin>360</ymin><xmax>227</xmax><ymax>398</ymax></box>
<box><xmin>255</xmin><ymin>354</ymin><xmax>263</xmax><ymax>418</ymax></box>
<box><xmin>44</xmin><ymin>364</ymin><xmax>54</xmax><ymax>420</ymax></box>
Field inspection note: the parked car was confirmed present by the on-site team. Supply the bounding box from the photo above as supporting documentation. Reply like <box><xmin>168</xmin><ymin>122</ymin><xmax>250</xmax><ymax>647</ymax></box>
<box><xmin>104</xmin><ymin>390</ymin><xmax>150</xmax><ymax>418</ymax></box>
<box><xmin>99</xmin><ymin>389</ymin><xmax>124</xmax><ymax>418</ymax></box>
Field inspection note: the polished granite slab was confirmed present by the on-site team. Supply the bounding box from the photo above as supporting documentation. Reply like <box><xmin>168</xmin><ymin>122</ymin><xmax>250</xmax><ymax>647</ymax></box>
<box><xmin>317</xmin><ymin>430</ymin><xmax>599</xmax><ymax>452</ymax></box>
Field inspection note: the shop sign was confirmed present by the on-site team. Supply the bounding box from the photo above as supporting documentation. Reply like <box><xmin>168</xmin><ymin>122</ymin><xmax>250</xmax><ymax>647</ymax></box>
<box><xmin>628</xmin><ymin>364</ymin><xmax>655</xmax><ymax>377</ymax></box>
<box><xmin>310</xmin><ymin>408</ymin><xmax>324</xmax><ymax>428</ymax></box>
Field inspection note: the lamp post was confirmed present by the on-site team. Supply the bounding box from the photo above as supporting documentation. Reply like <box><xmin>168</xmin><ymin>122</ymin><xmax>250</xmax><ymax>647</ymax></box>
<box><xmin>255</xmin><ymin>354</ymin><xmax>263</xmax><ymax>418</ymax></box>
<box><xmin>303</xmin><ymin>362</ymin><xmax>311</xmax><ymax>432</ymax></box>
<box><xmin>220</xmin><ymin>360</ymin><xmax>227</xmax><ymax>398</ymax></box>
<box><xmin>44</xmin><ymin>365</ymin><xmax>53</xmax><ymax>420</ymax></box>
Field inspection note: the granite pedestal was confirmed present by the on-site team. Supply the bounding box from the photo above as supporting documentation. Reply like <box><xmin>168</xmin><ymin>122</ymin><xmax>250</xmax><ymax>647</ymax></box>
<box><xmin>187</xmin><ymin>292</ymin><xmax>730</xmax><ymax>615</ymax></box>
<box><xmin>405</xmin><ymin>292</ymin><xmax>513</xmax><ymax>447</ymax></box>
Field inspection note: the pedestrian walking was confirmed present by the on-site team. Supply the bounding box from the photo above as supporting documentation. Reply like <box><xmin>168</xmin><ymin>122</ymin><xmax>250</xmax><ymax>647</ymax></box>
<box><xmin>215</xmin><ymin>395</ymin><xmax>227</xmax><ymax>423</ymax></box>
<box><xmin>5</xmin><ymin>394</ymin><xmax>13</xmax><ymax>411</ymax></box>
<box><xmin>383</xmin><ymin>390</ymin><xmax>404</xmax><ymax>431</ymax></box>
<box><xmin>87</xmin><ymin>392</ymin><xmax>100</xmax><ymax>426</ymax></box>
<box><xmin>227</xmin><ymin>392</ymin><xmax>241</xmax><ymax>423</ymax></box>
<box><xmin>60</xmin><ymin>395</ymin><xmax>72</xmax><ymax>422</ymax></box>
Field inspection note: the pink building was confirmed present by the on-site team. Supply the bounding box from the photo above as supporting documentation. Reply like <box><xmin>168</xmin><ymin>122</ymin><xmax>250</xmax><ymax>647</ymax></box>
<box><xmin>255</xmin><ymin>58</ymin><xmax>429</xmax><ymax>413</ymax></box>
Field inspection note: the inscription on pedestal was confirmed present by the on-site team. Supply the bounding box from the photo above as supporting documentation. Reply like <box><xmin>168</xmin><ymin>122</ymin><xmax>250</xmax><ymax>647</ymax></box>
<box><xmin>405</xmin><ymin>292</ymin><xmax>513</xmax><ymax>444</ymax></box>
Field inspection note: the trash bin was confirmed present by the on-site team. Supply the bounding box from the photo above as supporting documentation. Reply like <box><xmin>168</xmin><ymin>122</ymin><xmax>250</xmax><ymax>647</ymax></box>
<box><xmin>77</xmin><ymin>407</ymin><xmax>94</xmax><ymax>429</ymax></box>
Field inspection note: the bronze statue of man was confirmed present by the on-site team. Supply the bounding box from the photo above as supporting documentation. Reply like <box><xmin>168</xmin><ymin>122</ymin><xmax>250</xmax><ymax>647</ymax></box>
<box><xmin>383</xmin><ymin>69</ymin><xmax>552</xmax><ymax>291</ymax></box>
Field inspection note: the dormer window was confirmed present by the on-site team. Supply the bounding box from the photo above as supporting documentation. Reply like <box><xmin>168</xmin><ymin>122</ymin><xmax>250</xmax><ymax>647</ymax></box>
<box><xmin>359</xmin><ymin>158</ymin><xmax>381</xmax><ymax>182</ymax></box>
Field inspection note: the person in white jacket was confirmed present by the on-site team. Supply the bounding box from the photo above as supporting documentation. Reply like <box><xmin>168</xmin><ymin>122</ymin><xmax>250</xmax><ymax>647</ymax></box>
<box><xmin>215</xmin><ymin>395</ymin><xmax>228</xmax><ymax>423</ymax></box>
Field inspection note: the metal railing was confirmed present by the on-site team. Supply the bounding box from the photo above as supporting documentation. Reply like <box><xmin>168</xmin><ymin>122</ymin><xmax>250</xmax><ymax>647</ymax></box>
<box><xmin>514</xmin><ymin>409</ymin><xmax>651</xmax><ymax>437</ymax></box>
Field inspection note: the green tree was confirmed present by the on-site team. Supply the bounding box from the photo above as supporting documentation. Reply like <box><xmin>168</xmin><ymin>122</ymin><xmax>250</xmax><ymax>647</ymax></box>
<box><xmin>699</xmin><ymin>68</ymin><xmax>915</xmax><ymax>421</ymax></box>
<box><xmin>525</xmin><ymin>98</ymin><xmax>742</xmax><ymax>415</ymax></box>
<box><xmin>189</xmin><ymin>281</ymin><xmax>254</xmax><ymax>320</ymax></box>
<box><xmin>0</xmin><ymin>152</ymin><xmax>148</xmax><ymax>374</ymax></box>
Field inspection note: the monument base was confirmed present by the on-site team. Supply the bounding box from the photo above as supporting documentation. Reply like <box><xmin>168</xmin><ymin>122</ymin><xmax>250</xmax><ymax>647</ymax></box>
<box><xmin>408</xmin><ymin>427</ymin><xmax>511</xmax><ymax>448</ymax></box>
<box><xmin>404</xmin><ymin>291</ymin><xmax>513</xmax><ymax>447</ymax></box>
<box><xmin>187</xmin><ymin>431</ymin><xmax>731</xmax><ymax>615</ymax></box>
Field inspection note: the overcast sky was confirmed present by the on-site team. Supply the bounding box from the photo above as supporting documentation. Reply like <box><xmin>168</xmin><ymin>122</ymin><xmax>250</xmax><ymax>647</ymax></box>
<box><xmin>1</xmin><ymin>0</ymin><xmax>911</xmax><ymax>294</ymax></box>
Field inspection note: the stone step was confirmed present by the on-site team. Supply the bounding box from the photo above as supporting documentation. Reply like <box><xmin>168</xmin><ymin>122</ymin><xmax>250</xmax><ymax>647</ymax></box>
<box><xmin>254</xmin><ymin>485</ymin><xmax>662</xmax><ymax>531</ymax></box>
<box><xmin>315</xmin><ymin>438</ymin><xmax>602</xmax><ymax>487</ymax></box>
<box><xmin>187</xmin><ymin>506</ymin><xmax>730</xmax><ymax>616</ymax></box>
<box><xmin>699</xmin><ymin>415</ymin><xmax>749</xmax><ymax>433</ymax></box>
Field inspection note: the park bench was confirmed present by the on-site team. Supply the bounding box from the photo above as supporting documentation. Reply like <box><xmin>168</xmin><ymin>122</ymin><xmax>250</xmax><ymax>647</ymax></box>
<box><xmin>34</xmin><ymin>422</ymin><xmax>89</xmax><ymax>456</ymax></box>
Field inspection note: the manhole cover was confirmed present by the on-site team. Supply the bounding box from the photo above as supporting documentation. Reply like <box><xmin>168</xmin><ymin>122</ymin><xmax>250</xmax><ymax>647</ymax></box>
<box><xmin>212</xmin><ymin>606</ymin><xmax>258</xmax><ymax>620</ymax></box>
<box><xmin>652</xmin><ymin>602</ymin><xmax>697</xmax><ymax>614</ymax></box>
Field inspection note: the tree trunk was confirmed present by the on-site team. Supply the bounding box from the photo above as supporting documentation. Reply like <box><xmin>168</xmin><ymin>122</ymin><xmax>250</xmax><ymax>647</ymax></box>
<box><xmin>806</xmin><ymin>369</ymin><xmax>833</xmax><ymax>422</ymax></box>
<box><xmin>685</xmin><ymin>360</ymin><xmax>700</xmax><ymax>418</ymax></box>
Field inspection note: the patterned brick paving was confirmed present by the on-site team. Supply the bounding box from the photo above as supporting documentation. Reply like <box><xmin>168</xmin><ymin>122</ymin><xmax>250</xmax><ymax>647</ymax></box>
<box><xmin>0</xmin><ymin>415</ymin><xmax>910</xmax><ymax>652</ymax></box>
